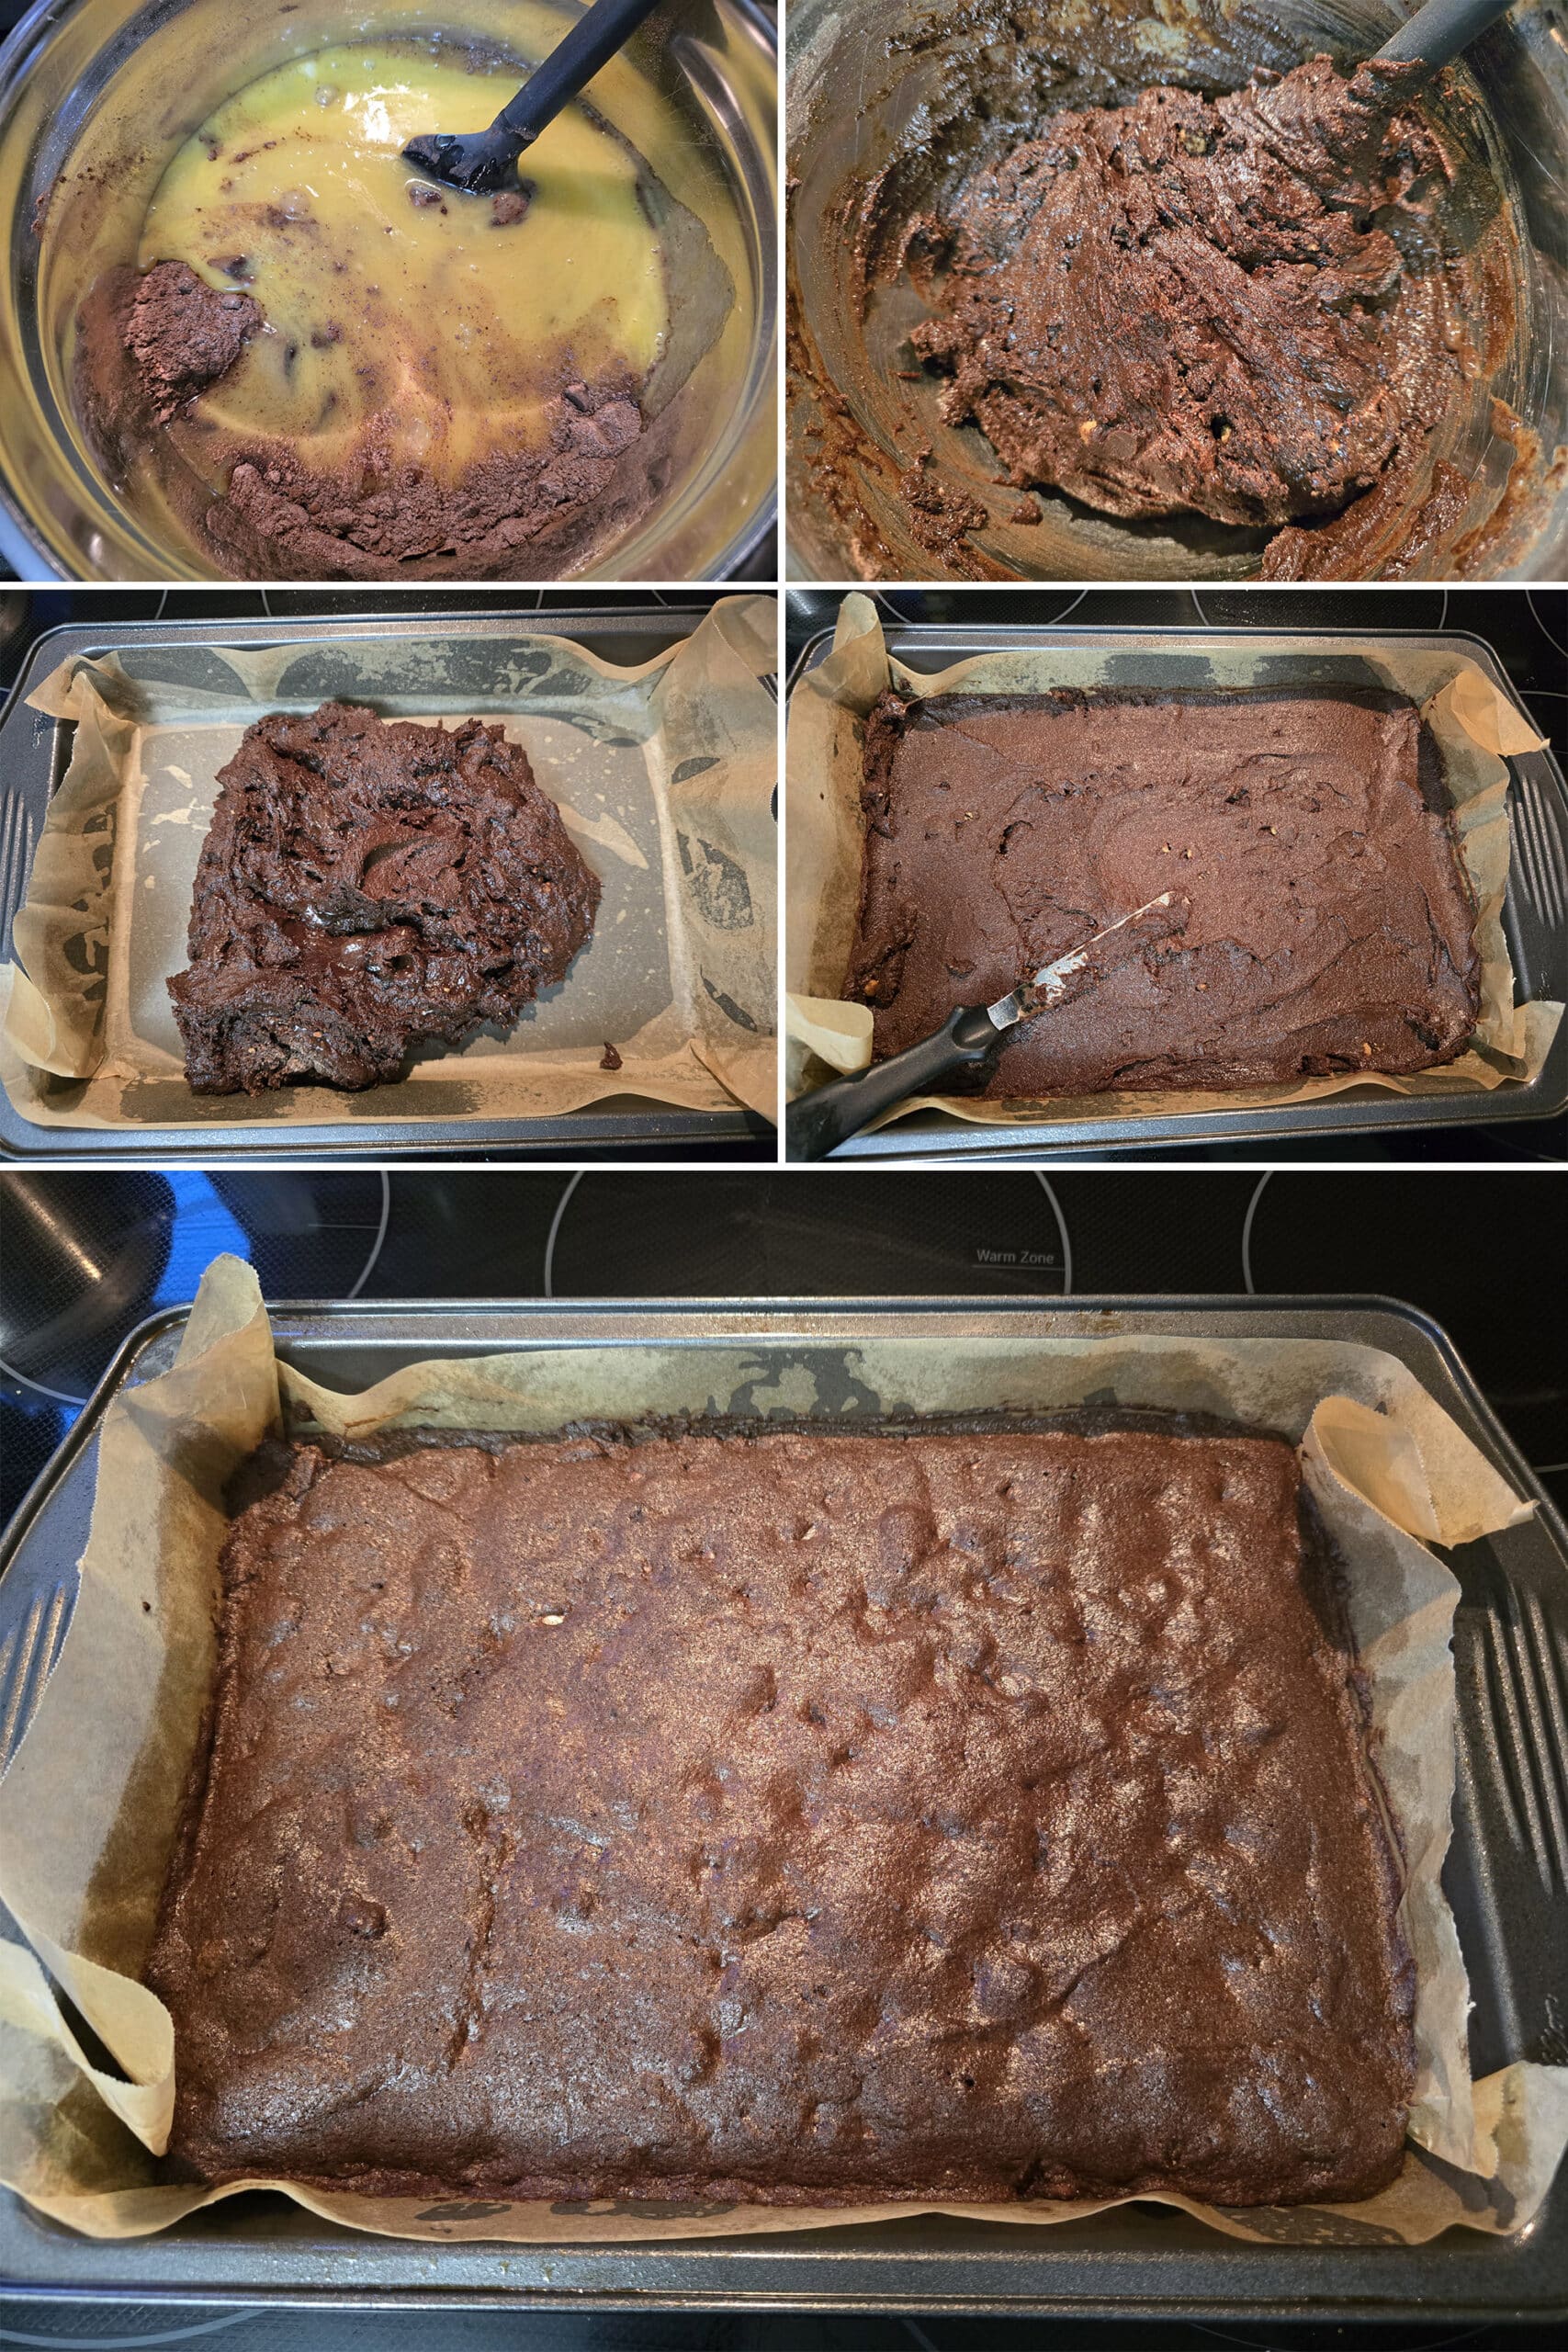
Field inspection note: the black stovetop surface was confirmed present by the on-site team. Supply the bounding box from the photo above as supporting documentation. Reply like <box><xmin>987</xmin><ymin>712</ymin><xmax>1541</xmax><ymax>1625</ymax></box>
<box><xmin>0</xmin><ymin>2312</ymin><xmax>1559</xmax><ymax>2352</ymax></box>
<box><xmin>6</xmin><ymin>1164</ymin><xmax>1562</xmax><ymax>1555</ymax></box>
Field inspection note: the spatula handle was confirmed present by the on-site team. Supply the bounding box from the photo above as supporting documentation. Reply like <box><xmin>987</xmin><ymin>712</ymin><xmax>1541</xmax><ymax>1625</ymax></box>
<box><xmin>1373</xmin><ymin>0</ymin><xmax>1514</xmax><ymax>72</ymax></box>
<box><xmin>493</xmin><ymin>0</ymin><xmax>669</xmax><ymax>150</ymax></box>
<box><xmin>785</xmin><ymin>1005</ymin><xmax>1000</xmax><ymax>1161</ymax></box>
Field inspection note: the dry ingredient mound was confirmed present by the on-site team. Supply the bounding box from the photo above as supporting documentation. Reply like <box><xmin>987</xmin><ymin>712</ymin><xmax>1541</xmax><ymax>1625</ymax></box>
<box><xmin>212</xmin><ymin>374</ymin><xmax>650</xmax><ymax>574</ymax></box>
<box><xmin>126</xmin><ymin>261</ymin><xmax>262</xmax><ymax>424</ymax></box>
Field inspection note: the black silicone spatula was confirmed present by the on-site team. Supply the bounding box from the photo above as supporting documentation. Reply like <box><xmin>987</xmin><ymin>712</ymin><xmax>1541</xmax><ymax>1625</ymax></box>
<box><xmin>404</xmin><ymin>0</ymin><xmax>668</xmax><ymax>195</ymax></box>
<box><xmin>786</xmin><ymin>894</ymin><xmax>1190</xmax><ymax>1162</ymax></box>
<box><xmin>1372</xmin><ymin>0</ymin><xmax>1516</xmax><ymax>72</ymax></box>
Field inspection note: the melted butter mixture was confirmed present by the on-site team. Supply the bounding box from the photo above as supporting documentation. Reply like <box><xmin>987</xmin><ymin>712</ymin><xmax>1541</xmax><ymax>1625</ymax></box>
<box><xmin>138</xmin><ymin>40</ymin><xmax>668</xmax><ymax>478</ymax></box>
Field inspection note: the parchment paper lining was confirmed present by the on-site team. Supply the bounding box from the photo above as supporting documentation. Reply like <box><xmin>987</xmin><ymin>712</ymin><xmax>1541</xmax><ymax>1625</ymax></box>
<box><xmin>3</xmin><ymin>1258</ymin><xmax>1564</xmax><ymax>2246</ymax></box>
<box><xmin>784</xmin><ymin>594</ymin><xmax>1563</xmax><ymax>1123</ymax></box>
<box><xmin>0</xmin><ymin>596</ymin><xmax>777</xmax><ymax>1127</ymax></box>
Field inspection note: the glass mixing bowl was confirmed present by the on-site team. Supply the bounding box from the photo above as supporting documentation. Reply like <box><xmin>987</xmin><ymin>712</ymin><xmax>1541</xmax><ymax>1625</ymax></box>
<box><xmin>0</xmin><ymin>0</ymin><xmax>776</xmax><ymax>579</ymax></box>
<box><xmin>786</xmin><ymin>0</ymin><xmax>1568</xmax><ymax>582</ymax></box>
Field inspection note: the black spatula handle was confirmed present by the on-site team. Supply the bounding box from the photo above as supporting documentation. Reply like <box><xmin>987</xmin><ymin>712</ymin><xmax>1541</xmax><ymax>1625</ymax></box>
<box><xmin>493</xmin><ymin>0</ymin><xmax>668</xmax><ymax>150</ymax></box>
<box><xmin>785</xmin><ymin>1004</ymin><xmax>1000</xmax><ymax>1162</ymax></box>
<box><xmin>1374</xmin><ymin>0</ymin><xmax>1514</xmax><ymax>71</ymax></box>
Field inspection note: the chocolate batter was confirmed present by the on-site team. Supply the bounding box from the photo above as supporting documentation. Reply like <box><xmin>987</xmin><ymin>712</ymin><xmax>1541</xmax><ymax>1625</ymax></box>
<box><xmin>101</xmin><ymin>265</ymin><xmax>657</xmax><ymax>575</ymax></box>
<box><xmin>147</xmin><ymin>1418</ymin><xmax>1414</xmax><ymax>2205</ymax></box>
<box><xmin>902</xmin><ymin>56</ymin><xmax>1472</xmax><ymax>545</ymax></box>
<box><xmin>205</xmin><ymin>376</ymin><xmax>652</xmax><ymax>576</ymax></box>
<box><xmin>168</xmin><ymin>700</ymin><xmax>598</xmax><ymax>1093</ymax></box>
<box><xmin>788</xmin><ymin>4</ymin><xmax>1540</xmax><ymax>582</ymax></box>
<box><xmin>847</xmin><ymin>688</ymin><xmax>1479</xmax><ymax>1095</ymax></box>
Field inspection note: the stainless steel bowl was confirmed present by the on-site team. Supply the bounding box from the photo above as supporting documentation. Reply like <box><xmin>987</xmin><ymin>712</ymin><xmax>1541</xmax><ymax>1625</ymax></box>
<box><xmin>786</xmin><ymin>0</ymin><xmax>1568</xmax><ymax>582</ymax></box>
<box><xmin>0</xmin><ymin>0</ymin><xmax>776</xmax><ymax>580</ymax></box>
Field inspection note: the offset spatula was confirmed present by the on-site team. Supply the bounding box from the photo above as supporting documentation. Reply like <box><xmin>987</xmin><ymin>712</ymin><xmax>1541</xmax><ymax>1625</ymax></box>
<box><xmin>786</xmin><ymin>893</ymin><xmax>1190</xmax><ymax>1161</ymax></box>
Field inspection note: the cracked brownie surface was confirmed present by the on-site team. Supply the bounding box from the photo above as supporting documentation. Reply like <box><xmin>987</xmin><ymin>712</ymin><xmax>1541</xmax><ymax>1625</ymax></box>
<box><xmin>167</xmin><ymin>699</ymin><xmax>598</xmax><ymax>1092</ymax></box>
<box><xmin>147</xmin><ymin>1421</ymin><xmax>1413</xmax><ymax>2205</ymax></box>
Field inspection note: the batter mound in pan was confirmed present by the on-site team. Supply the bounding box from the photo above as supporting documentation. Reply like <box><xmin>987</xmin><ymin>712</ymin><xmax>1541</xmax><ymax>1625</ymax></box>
<box><xmin>168</xmin><ymin>700</ymin><xmax>598</xmax><ymax>1093</ymax></box>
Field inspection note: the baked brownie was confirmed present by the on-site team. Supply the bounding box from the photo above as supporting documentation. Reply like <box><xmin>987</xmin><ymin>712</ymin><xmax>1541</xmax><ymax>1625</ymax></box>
<box><xmin>167</xmin><ymin>700</ymin><xmax>598</xmax><ymax>1092</ymax></box>
<box><xmin>846</xmin><ymin>687</ymin><xmax>1479</xmax><ymax>1094</ymax></box>
<box><xmin>147</xmin><ymin>1421</ymin><xmax>1414</xmax><ymax>2206</ymax></box>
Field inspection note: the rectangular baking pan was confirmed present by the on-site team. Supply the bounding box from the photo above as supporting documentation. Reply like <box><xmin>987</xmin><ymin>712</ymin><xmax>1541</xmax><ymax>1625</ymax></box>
<box><xmin>786</xmin><ymin>624</ymin><xmax>1568</xmax><ymax>1155</ymax></box>
<box><xmin>0</xmin><ymin>610</ymin><xmax>777</xmax><ymax>1161</ymax></box>
<box><xmin>3</xmin><ymin>1295</ymin><xmax>1564</xmax><ymax>2318</ymax></box>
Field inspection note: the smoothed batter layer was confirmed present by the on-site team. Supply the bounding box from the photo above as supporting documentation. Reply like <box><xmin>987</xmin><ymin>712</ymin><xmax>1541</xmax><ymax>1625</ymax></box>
<box><xmin>899</xmin><ymin>55</ymin><xmax>1476</xmax><ymax>560</ymax></box>
<box><xmin>147</xmin><ymin>1419</ymin><xmax>1414</xmax><ymax>2206</ymax></box>
<box><xmin>847</xmin><ymin>688</ymin><xmax>1479</xmax><ymax>1095</ymax></box>
<box><xmin>168</xmin><ymin>699</ymin><xmax>598</xmax><ymax>1093</ymax></box>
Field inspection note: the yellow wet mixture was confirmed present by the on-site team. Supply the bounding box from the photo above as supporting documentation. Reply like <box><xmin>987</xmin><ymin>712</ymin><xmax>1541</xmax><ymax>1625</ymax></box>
<box><xmin>141</xmin><ymin>43</ymin><xmax>666</xmax><ymax>469</ymax></box>
<box><xmin>98</xmin><ymin>38</ymin><xmax>677</xmax><ymax>574</ymax></box>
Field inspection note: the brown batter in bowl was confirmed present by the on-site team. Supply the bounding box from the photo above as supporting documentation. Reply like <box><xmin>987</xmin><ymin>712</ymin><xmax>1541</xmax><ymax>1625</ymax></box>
<box><xmin>787</xmin><ymin>0</ymin><xmax>1568</xmax><ymax>582</ymax></box>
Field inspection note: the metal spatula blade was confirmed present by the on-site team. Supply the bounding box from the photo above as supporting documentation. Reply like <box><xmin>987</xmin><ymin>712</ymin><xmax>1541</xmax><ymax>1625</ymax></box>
<box><xmin>984</xmin><ymin>891</ymin><xmax>1190</xmax><ymax>1031</ymax></box>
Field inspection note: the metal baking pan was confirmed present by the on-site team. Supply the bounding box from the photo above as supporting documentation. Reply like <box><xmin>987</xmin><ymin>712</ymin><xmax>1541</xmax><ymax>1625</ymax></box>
<box><xmin>785</xmin><ymin>624</ymin><xmax>1568</xmax><ymax>1156</ymax></box>
<box><xmin>3</xmin><ymin>1295</ymin><xmax>1564</xmax><ymax>2318</ymax></box>
<box><xmin>0</xmin><ymin>610</ymin><xmax>777</xmax><ymax>1161</ymax></box>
